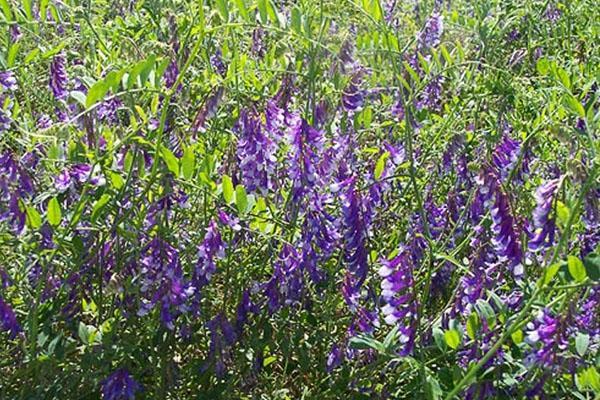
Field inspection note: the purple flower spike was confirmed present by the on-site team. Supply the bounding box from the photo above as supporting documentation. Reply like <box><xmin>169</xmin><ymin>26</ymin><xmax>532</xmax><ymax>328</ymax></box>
<box><xmin>416</xmin><ymin>75</ymin><xmax>444</xmax><ymax>112</ymax></box>
<box><xmin>528</xmin><ymin>179</ymin><xmax>560</xmax><ymax>251</ymax></box>
<box><xmin>342</xmin><ymin>73</ymin><xmax>364</xmax><ymax>113</ymax></box>
<box><xmin>194</xmin><ymin>220</ymin><xmax>226</xmax><ymax>290</ymax></box>
<box><xmin>326</xmin><ymin>343</ymin><xmax>344</xmax><ymax>372</ymax></box>
<box><xmin>287</xmin><ymin>115</ymin><xmax>323</xmax><ymax>202</ymax></box>
<box><xmin>492</xmin><ymin>133</ymin><xmax>521</xmax><ymax>181</ymax></box>
<box><xmin>0</xmin><ymin>295</ymin><xmax>21</xmax><ymax>338</ymax></box>
<box><xmin>236</xmin><ymin>109</ymin><xmax>276</xmax><ymax>194</ymax></box>
<box><xmin>101</xmin><ymin>369</ymin><xmax>141</xmax><ymax>400</ymax></box>
<box><xmin>264</xmin><ymin>244</ymin><xmax>303</xmax><ymax>312</ymax></box>
<box><xmin>50</xmin><ymin>53</ymin><xmax>68</xmax><ymax>100</ymax></box>
<box><xmin>0</xmin><ymin>71</ymin><xmax>17</xmax><ymax>91</ymax></box>
<box><xmin>525</xmin><ymin>309</ymin><xmax>568</xmax><ymax>367</ymax></box>
<box><xmin>476</xmin><ymin>168</ymin><xmax>523</xmax><ymax>277</ymax></box>
<box><xmin>419</xmin><ymin>13</ymin><xmax>443</xmax><ymax>48</ymax></box>
<box><xmin>341</xmin><ymin>177</ymin><xmax>369</xmax><ymax>287</ymax></box>
<box><xmin>378</xmin><ymin>248</ymin><xmax>417</xmax><ymax>355</ymax></box>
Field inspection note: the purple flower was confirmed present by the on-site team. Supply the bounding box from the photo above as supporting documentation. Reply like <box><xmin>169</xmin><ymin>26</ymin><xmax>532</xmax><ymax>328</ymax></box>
<box><xmin>194</xmin><ymin>220</ymin><xmax>226</xmax><ymax>290</ymax></box>
<box><xmin>37</xmin><ymin>114</ymin><xmax>53</xmax><ymax>129</ymax></box>
<box><xmin>50</xmin><ymin>53</ymin><xmax>68</xmax><ymax>100</ymax></box>
<box><xmin>492</xmin><ymin>134</ymin><xmax>521</xmax><ymax>180</ymax></box>
<box><xmin>0</xmin><ymin>71</ymin><xmax>17</xmax><ymax>91</ymax></box>
<box><xmin>251</xmin><ymin>28</ymin><xmax>267</xmax><ymax>58</ymax></box>
<box><xmin>164</xmin><ymin>58</ymin><xmax>179</xmax><ymax>90</ymax></box>
<box><xmin>416</xmin><ymin>75</ymin><xmax>444</xmax><ymax>112</ymax></box>
<box><xmin>300</xmin><ymin>194</ymin><xmax>339</xmax><ymax>283</ymax></box>
<box><xmin>378</xmin><ymin>248</ymin><xmax>417</xmax><ymax>355</ymax></box>
<box><xmin>138</xmin><ymin>237</ymin><xmax>194</xmax><ymax>329</ymax></box>
<box><xmin>236</xmin><ymin>109</ymin><xmax>276</xmax><ymax>194</ymax></box>
<box><xmin>326</xmin><ymin>344</ymin><xmax>344</xmax><ymax>372</ymax></box>
<box><xmin>97</xmin><ymin>98</ymin><xmax>122</xmax><ymax>125</ymax></box>
<box><xmin>545</xmin><ymin>4</ymin><xmax>561</xmax><ymax>22</ymax></box>
<box><xmin>287</xmin><ymin>115</ymin><xmax>323</xmax><ymax>202</ymax></box>
<box><xmin>206</xmin><ymin>313</ymin><xmax>236</xmax><ymax>377</ymax></box>
<box><xmin>525</xmin><ymin>309</ymin><xmax>568</xmax><ymax>367</ymax></box>
<box><xmin>217</xmin><ymin>210</ymin><xmax>241</xmax><ymax>231</ymax></box>
<box><xmin>476</xmin><ymin>168</ymin><xmax>523</xmax><ymax>277</ymax></box>
<box><xmin>342</xmin><ymin>73</ymin><xmax>364</xmax><ymax>112</ymax></box>
<box><xmin>580</xmin><ymin>188</ymin><xmax>600</xmax><ymax>257</ymax></box>
<box><xmin>391</xmin><ymin>96</ymin><xmax>405</xmax><ymax>121</ymax></box>
<box><xmin>235</xmin><ymin>290</ymin><xmax>259</xmax><ymax>334</ymax></box>
<box><xmin>0</xmin><ymin>295</ymin><xmax>21</xmax><ymax>338</ymax></box>
<box><xmin>264</xmin><ymin>244</ymin><xmax>303</xmax><ymax>312</ymax></box>
<box><xmin>0</xmin><ymin>108</ymin><xmax>11</xmax><ymax>132</ymax></box>
<box><xmin>528</xmin><ymin>179</ymin><xmax>560</xmax><ymax>251</ymax></box>
<box><xmin>192</xmin><ymin>86</ymin><xmax>224</xmax><ymax>134</ymax></box>
<box><xmin>55</xmin><ymin>163</ymin><xmax>105</xmax><ymax>192</ymax></box>
<box><xmin>101</xmin><ymin>369</ymin><xmax>141</xmax><ymax>400</ymax></box>
<box><xmin>340</xmin><ymin>177</ymin><xmax>369</xmax><ymax>287</ymax></box>
<box><xmin>9</xmin><ymin>24</ymin><xmax>21</xmax><ymax>42</ymax></box>
<box><xmin>576</xmin><ymin>287</ymin><xmax>599</xmax><ymax>338</ymax></box>
<box><xmin>210</xmin><ymin>48</ymin><xmax>227</xmax><ymax>77</ymax></box>
<box><xmin>55</xmin><ymin>169</ymin><xmax>72</xmax><ymax>192</ymax></box>
<box><xmin>419</xmin><ymin>13</ymin><xmax>443</xmax><ymax>48</ymax></box>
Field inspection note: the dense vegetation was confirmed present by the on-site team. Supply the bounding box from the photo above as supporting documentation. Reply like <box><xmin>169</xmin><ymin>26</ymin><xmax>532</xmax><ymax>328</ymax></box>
<box><xmin>0</xmin><ymin>0</ymin><xmax>599</xmax><ymax>398</ymax></box>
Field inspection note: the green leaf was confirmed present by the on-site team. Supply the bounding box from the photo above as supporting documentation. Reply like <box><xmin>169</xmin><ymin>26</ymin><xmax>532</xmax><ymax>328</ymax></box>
<box><xmin>349</xmin><ymin>334</ymin><xmax>383</xmax><ymax>352</ymax></box>
<box><xmin>475</xmin><ymin>299</ymin><xmax>496</xmax><ymax>328</ymax></box>
<box><xmin>432</xmin><ymin>327</ymin><xmax>446</xmax><ymax>351</ymax></box>
<box><xmin>582</xmin><ymin>253</ymin><xmax>600</xmax><ymax>281</ymax></box>
<box><xmin>47</xmin><ymin>197</ymin><xmax>62</xmax><ymax>227</ymax></box>
<box><xmin>536</xmin><ymin>58</ymin><xmax>550</xmax><ymax>75</ymax></box>
<box><xmin>24</xmin><ymin>48</ymin><xmax>40</xmax><ymax>64</ymax></box>
<box><xmin>290</xmin><ymin>6</ymin><xmax>302</xmax><ymax>35</ymax></box>
<box><xmin>103</xmin><ymin>69</ymin><xmax>125</xmax><ymax>92</ymax></box>
<box><xmin>265</xmin><ymin>0</ymin><xmax>279</xmax><ymax>25</ymax></box>
<box><xmin>71</xmin><ymin>91</ymin><xmax>87</xmax><ymax>107</ymax></box>
<box><xmin>22</xmin><ymin>0</ymin><xmax>33</xmax><ymax>20</ymax></box>
<box><xmin>575</xmin><ymin>332</ymin><xmax>589</xmax><ymax>356</ymax></box>
<box><xmin>556</xmin><ymin>67</ymin><xmax>571</xmax><ymax>89</ymax></box>
<box><xmin>25</xmin><ymin>205</ymin><xmax>42</xmax><ymax>229</ymax></box>
<box><xmin>568</xmin><ymin>255</ymin><xmax>586</xmax><ymax>282</ymax></box>
<box><xmin>110</xmin><ymin>172</ymin><xmax>124</xmax><ymax>190</ymax></box>
<box><xmin>181</xmin><ymin>146</ymin><xmax>195</xmax><ymax>179</ymax></box>
<box><xmin>128</xmin><ymin>56</ymin><xmax>156</xmax><ymax>89</ymax></box>
<box><xmin>222</xmin><ymin>175</ymin><xmax>234</xmax><ymax>204</ymax></box>
<box><xmin>139</xmin><ymin>55</ymin><xmax>157</xmax><ymax>86</ymax></box>
<box><xmin>563</xmin><ymin>94</ymin><xmax>585</xmax><ymax>118</ymax></box>
<box><xmin>425</xmin><ymin>375</ymin><xmax>442</xmax><ymax>400</ymax></box>
<box><xmin>234</xmin><ymin>0</ymin><xmax>249</xmax><ymax>21</ymax></box>
<box><xmin>78</xmin><ymin>322</ymin><xmax>89</xmax><ymax>345</ymax></box>
<box><xmin>161</xmin><ymin>146</ymin><xmax>179</xmax><ymax>175</ymax></box>
<box><xmin>371</xmin><ymin>0</ymin><xmax>383</xmax><ymax>21</ymax></box>
<box><xmin>86</xmin><ymin>80</ymin><xmax>109</xmax><ymax>108</ymax></box>
<box><xmin>0</xmin><ymin>0</ymin><xmax>14</xmax><ymax>21</ymax></box>
<box><xmin>556</xmin><ymin>201</ymin><xmax>569</xmax><ymax>226</ymax></box>
<box><xmin>444</xmin><ymin>329</ymin><xmax>461</xmax><ymax>349</ymax></box>
<box><xmin>466</xmin><ymin>312</ymin><xmax>479</xmax><ymax>341</ymax></box>
<box><xmin>235</xmin><ymin>184</ymin><xmax>248</xmax><ymax>213</ymax></box>
<box><xmin>511</xmin><ymin>329</ymin><xmax>523</xmax><ymax>345</ymax></box>
<box><xmin>7</xmin><ymin>42</ymin><xmax>20</xmax><ymax>67</ymax></box>
<box><xmin>576</xmin><ymin>366</ymin><xmax>600</xmax><ymax>392</ymax></box>
<box><xmin>91</xmin><ymin>194</ymin><xmax>111</xmax><ymax>223</ymax></box>
<box><xmin>374</xmin><ymin>152</ymin><xmax>389</xmax><ymax>180</ymax></box>
<box><xmin>257</xmin><ymin>0</ymin><xmax>268</xmax><ymax>23</ymax></box>
<box><xmin>542</xmin><ymin>262</ymin><xmax>562</xmax><ymax>286</ymax></box>
<box><xmin>440</xmin><ymin>44</ymin><xmax>453</xmax><ymax>65</ymax></box>
<box><xmin>215</xmin><ymin>0</ymin><xmax>229</xmax><ymax>21</ymax></box>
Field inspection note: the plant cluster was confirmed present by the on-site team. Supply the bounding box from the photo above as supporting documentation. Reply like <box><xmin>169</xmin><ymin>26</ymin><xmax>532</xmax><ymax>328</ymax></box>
<box><xmin>0</xmin><ymin>0</ymin><xmax>599</xmax><ymax>399</ymax></box>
